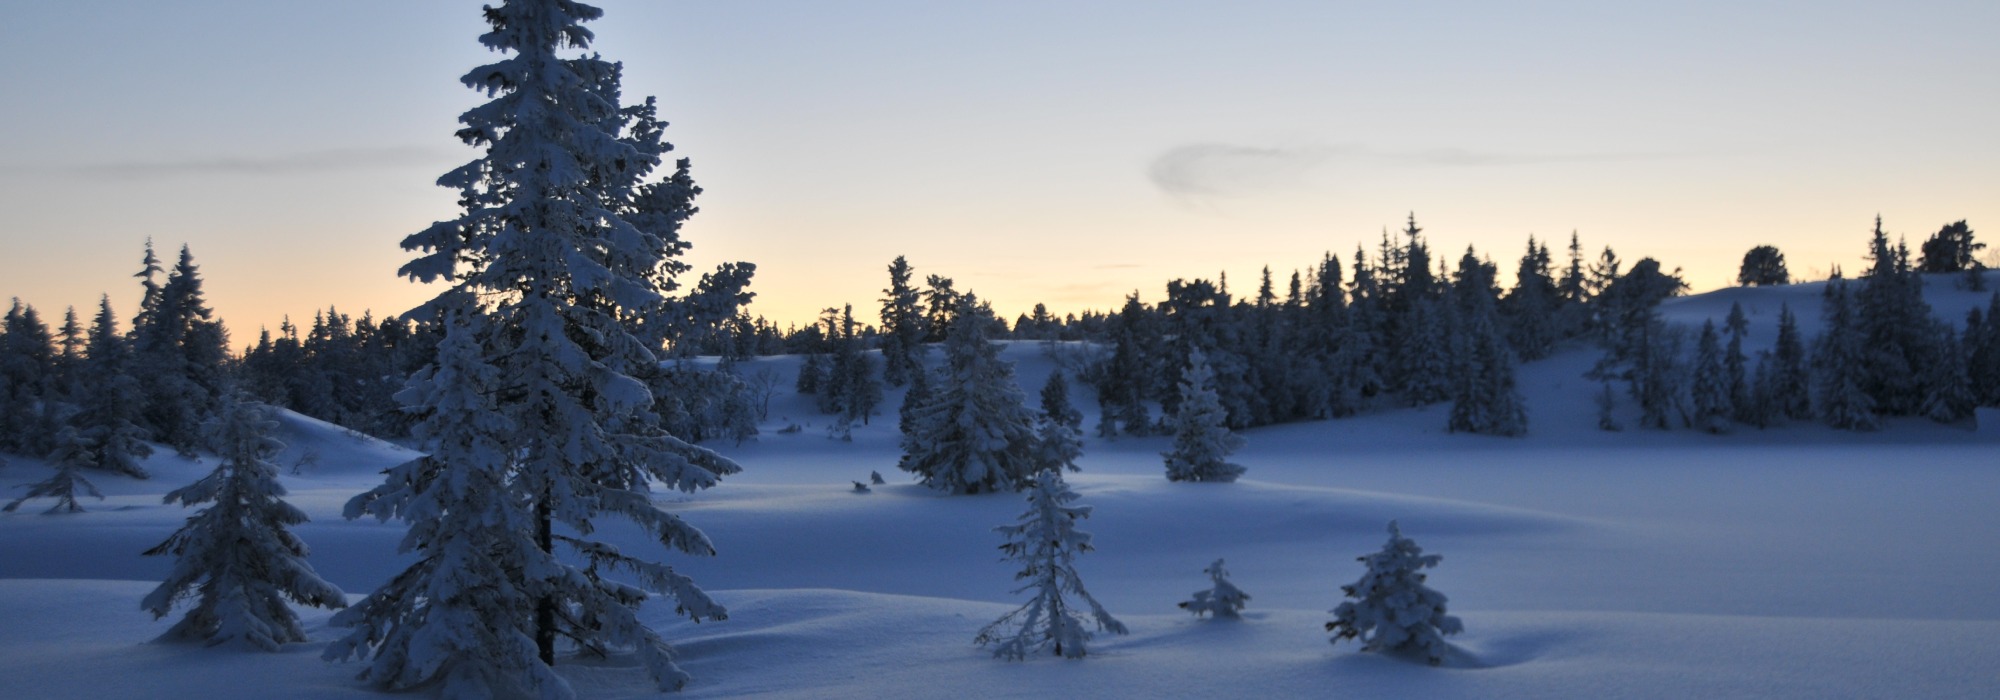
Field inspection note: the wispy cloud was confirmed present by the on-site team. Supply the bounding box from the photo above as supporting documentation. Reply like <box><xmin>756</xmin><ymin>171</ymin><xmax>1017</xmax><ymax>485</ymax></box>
<box><xmin>27</xmin><ymin>147</ymin><xmax>452</xmax><ymax>180</ymax></box>
<box><xmin>1147</xmin><ymin>143</ymin><xmax>1340</xmax><ymax>201</ymax></box>
<box><xmin>1146</xmin><ymin>141</ymin><xmax>1677</xmax><ymax>202</ymax></box>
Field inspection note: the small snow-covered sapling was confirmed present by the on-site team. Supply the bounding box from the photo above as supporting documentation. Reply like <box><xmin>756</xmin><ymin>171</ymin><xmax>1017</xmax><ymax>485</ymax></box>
<box><xmin>1326</xmin><ymin>520</ymin><xmax>1463</xmax><ymax>665</ymax></box>
<box><xmin>870</xmin><ymin>470</ymin><xmax>886</xmax><ymax>485</ymax></box>
<box><xmin>1179</xmin><ymin>558</ymin><xmax>1250</xmax><ymax>618</ymax></box>
<box><xmin>975</xmin><ymin>469</ymin><xmax>1127</xmax><ymax>659</ymax></box>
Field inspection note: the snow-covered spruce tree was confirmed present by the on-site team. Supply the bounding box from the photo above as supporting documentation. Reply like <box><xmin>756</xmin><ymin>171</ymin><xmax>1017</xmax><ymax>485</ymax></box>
<box><xmin>1813</xmin><ymin>280</ymin><xmax>1880</xmax><ymax>430</ymax></box>
<box><xmin>1919</xmin><ymin>321</ymin><xmax>1974</xmax><ymax>423</ymax></box>
<box><xmin>1689</xmin><ymin>320</ymin><xmax>1733</xmax><ymax>433</ymax></box>
<box><xmin>1179</xmin><ymin>558</ymin><xmax>1250</xmax><ymax>619</ymax></box>
<box><xmin>77</xmin><ymin>296</ymin><xmax>152</xmax><ymax>477</ymax></box>
<box><xmin>4</xmin><ymin>426</ymin><xmax>103</xmax><ymax>514</ymax></box>
<box><xmin>0</xmin><ymin>300</ymin><xmax>57</xmax><ymax>456</ymax></box>
<box><xmin>130</xmin><ymin>245</ymin><xmax>229</xmax><ymax>456</ymax></box>
<box><xmin>1446</xmin><ymin>260</ymin><xmax>1527</xmax><ymax>437</ymax></box>
<box><xmin>1771</xmin><ymin>303</ymin><xmax>1813</xmax><ymax>420</ymax></box>
<box><xmin>1970</xmin><ymin>293</ymin><xmax>2000</xmax><ymax>406</ymax></box>
<box><xmin>975</xmin><ymin>469</ymin><xmax>1127</xmax><ymax>659</ymax></box>
<box><xmin>1327</xmin><ymin>521</ymin><xmax>1463</xmax><ymax>665</ymax></box>
<box><xmin>1163</xmin><ymin>347</ymin><xmax>1246</xmax><ymax>483</ymax></box>
<box><xmin>326</xmin><ymin>3</ymin><xmax>742</xmax><ymax>695</ymax></box>
<box><xmin>1724</xmin><ymin>302</ymin><xmax>1754</xmax><ymax>424</ymax></box>
<box><xmin>1034</xmin><ymin>370</ymin><xmax>1084</xmax><ymax>472</ymax></box>
<box><xmin>899</xmin><ymin>294</ymin><xmax>1044</xmax><ymax>494</ymax></box>
<box><xmin>141</xmin><ymin>393</ymin><xmax>345</xmax><ymax>649</ymax></box>
<box><xmin>878</xmin><ymin>255</ymin><xmax>927</xmax><ymax>387</ymax></box>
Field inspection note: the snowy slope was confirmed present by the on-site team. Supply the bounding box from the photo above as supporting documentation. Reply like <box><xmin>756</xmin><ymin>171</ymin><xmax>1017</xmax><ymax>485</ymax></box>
<box><xmin>1</xmin><ymin>277</ymin><xmax>1997</xmax><ymax>699</ymax></box>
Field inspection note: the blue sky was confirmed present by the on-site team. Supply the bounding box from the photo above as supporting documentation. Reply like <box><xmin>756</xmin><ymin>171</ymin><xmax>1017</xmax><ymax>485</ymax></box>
<box><xmin>2</xmin><ymin>0</ymin><xmax>1995</xmax><ymax>333</ymax></box>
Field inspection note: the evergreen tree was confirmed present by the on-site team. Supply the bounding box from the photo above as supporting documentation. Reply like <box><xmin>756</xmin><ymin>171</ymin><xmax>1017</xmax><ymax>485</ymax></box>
<box><xmin>1919</xmin><ymin>321</ymin><xmax>1975</xmax><ymax>423</ymax></box>
<box><xmin>4</xmin><ymin>426</ymin><xmax>103</xmax><ymax>514</ymax></box>
<box><xmin>130</xmin><ymin>245</ymin><xmax>229</xmax><ymax>455</ymax></box>
<box><xmin>1771</xmin><ymin>304</ymin><xmax>1812</xmax><ymax>420</ymax></box>
<box><xmin>878</xmin><ymin>255</ymin><xmax>926</xmax><ymax>386</ymax></box>
<box><xmin>1968</xmin><ymin>294</ymin><xmax>2000</xmax><ymax>406</ymax></box>
<box><xmin>0</xmin><ymin>300</ymin><xmax>57</xmax><ymax>455</ymax></box>
<box><xmin>1502</xmin><ymin>236</ymin><xmax>1560</xmax><ymax>360</ymax></box>
<box><xmin>1813</xmin><ymin>280</ymin><xmax>1880</xmax><ymax>430</ymax></box>
<box><xmin>1689</xmin><ymin>320</ymin><xmax>1733</xmax><ymax>433</ymax></box>
<box><xmin>1178</xmin><ymin>558</ymin><xmax>1250</xmax><ymax>619</ymax></box>
<box><xmin>1397</xmin><ymin>298</ymin><xmax>1453</xmax><ymax>405</ymax></box>
<box><xmin>1447</xmin><ymin>287</ymin><xmax>1528</xmax><ymax>437</ymax></box>
<box><xmin>77</xmin><ymin>297</ymin><xmax>152</xmax><ymax>478</ymax></box>
<box><xmin>327</xmin><ymin>3</ymin><xmax>742</xmax><ymax>695</ymax></box>
<box><xmin>899</xmin><ymin>295</ymin><xmax>1044</xmax><ymax>494</ymax></box>
<box><xmin>1327</xmin><ymin>521</ymin><xmax>1463</xmax><ymax>666</ymax></box>
<box><xmin>1162</xmin><ymin>348</ymin><xmax>1246</xmax><ymax>483</ymax></box>
<box><xmin>1093</xmin><ymin>293</ymin><xmax>1156</xmax><ymax>437</ymax></box>
<box><xmin>975</xmin><ymin>469</ymin><xmax>1127</xmax><ymax>660</ymax></box>
<box><xmin>141</xmin><ymin>394</ymin><xmax>346</xmax><ymax>650</ymax></box>
<box><xmin>1034</xmin><ymin>371</ymin><xmax>1084</xmax><ymax>472</ymax></box>
<box><xmin>1724</xmin><ymin>303</ymin><xmax>1754</xmax><ymax>424</ymax></box>
<box><xmin>1855</xmin><ymin>217</ymin><xmax>1935</xmax><ymax>415</ymax></box>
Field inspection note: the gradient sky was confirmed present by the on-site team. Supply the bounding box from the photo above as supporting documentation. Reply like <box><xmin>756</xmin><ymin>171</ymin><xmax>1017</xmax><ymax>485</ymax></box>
<box><xmin>2</xmin><ymin>0</ymin><xmax>1995</xmax><ymax>338</ymax></box>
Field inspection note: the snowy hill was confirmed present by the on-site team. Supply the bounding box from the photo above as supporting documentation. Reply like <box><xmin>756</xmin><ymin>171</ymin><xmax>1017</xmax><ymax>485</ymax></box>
<box><xmin>2</xmin><ymin>277</ymin><xmax>1998</xmax><ymax>699</ymax></box>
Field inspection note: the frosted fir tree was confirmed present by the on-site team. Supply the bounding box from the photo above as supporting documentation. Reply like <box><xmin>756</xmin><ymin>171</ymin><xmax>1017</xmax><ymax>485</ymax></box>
<box><xmin>141</xmin><ymin>393</ymin><xmax>345</xmax><ymax>650</ymax></box>
<box><xmin>1689</xmin><ymin>320</ymin><xmax>1733</xmax><ymax>433</ymax></box>
<box><xmin>878</xmin><ymin>255</ymin><xmax>927</xmax><ymax>387</ymax></box>
<box><xmin>975</xmin><ymin>469</ymin><xmax>1128</xmax><ymax>659</ymax></box>
<box><xmin>1163</xmin><ymin>348</ymin><xmax>1246</xmax><ymax>483</ymax></box>
<box><xmin>898</xmin><ymin>295</ymin><xmax>1044</xmax><ymax>494</ymax></box>
<box><xmin>1178</xmin><ymin>558</ymin><xmax>1250</xmax><ymax>619</ymax></box>
<box><xmin>1919</xmin><ymin>321</ymin><xmax>1975</xmax><ymax>423</ymax></box>
<box><xmin>1771</xmin><ymin>303</ymin><xmax>1813</xmax><ymax>420</ymax></box>
<box><xmin>4</xmin><ymin>426</ymin><xmax>103</xmax><ymax>514</ymax></box>
<box><xmin>77</xmin><ymin>296</ymin><xmax>152</xmax><ymax>478</ymax></box>
<box><xmin>1034</xmin><ymin>370</ymin><xmax>1084</xmax><ymax>472</ymax></box>
<box><xmin>1445</xmin><ymin>284</ymin><xmax>1528</xmax><ymax>437</ymax></box>
<box><xmin>1327</xmin><ymin>521</ymin><xmax>1463</xmax><ymax>665</ymax></box>
<box><xmin>327</xmin><ymin>2</ymin><xmax>742</xmax><ymax>695</ymax></box>
<box><xmin>1814</xmin><ymin>280</ymin><xmax>1880</xmax><ymax>430</ymax></box>
<box><xmin>1724</xmin><ymin>302</ymin><xmax>1755</xmax><ymax>424</ymax></box>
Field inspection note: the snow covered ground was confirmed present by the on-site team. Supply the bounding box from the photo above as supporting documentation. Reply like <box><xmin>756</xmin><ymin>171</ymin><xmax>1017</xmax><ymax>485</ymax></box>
<box><xmin>3</xmin><ymin>279</ymin><xmax>1998</xmax><ymax>699</ymax></box>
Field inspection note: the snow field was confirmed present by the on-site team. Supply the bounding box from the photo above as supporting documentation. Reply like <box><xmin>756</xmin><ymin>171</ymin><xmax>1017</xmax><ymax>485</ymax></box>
<box><xmin>3</xmin><ymin>283</ymin><xmax>2000</xmax><ymax>698</ymax></box>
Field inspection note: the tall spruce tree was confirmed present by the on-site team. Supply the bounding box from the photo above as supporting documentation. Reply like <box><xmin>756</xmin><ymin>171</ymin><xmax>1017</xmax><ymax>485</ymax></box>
<box><xmin>878</xmin><ymin>256</ymin><xmax>926</xmax><ymax>386</ymax></box>
<box><xmin>0</xmin><ymin>300</ymin><xmax>57</xmax><ymax>455</ymax></box>
<box><xmin>130</xmin><ymin>245</ymin><xmax>228</xmax><ymax>455</ymax></box>
<box><xmin>1689</xmin><ymin>320</ymin><xmax>1733</xmax><ymax>433</ymax></box>
<box><xmin>1814</xmin><ymin>280</ymin><xmax>1880</xmax><ymax>430</ymax></box>
<box><xmin>1771</xmin><ymin>303</ymin><xmax>1813</xmax><ymax>420</ymax></box>
<box><xmin>77</xmin><ymin>296</ymin><xmax>152</xmax><ymax>477</ymax></box>
<box><xmin>1446</xmin><ymin>267</ymin><xmax>1528</xmax><ymax>437</ymax></box>
<box><xmin>327</xmin><ymin>3</ymin><xmax>742</xmax><ymax>695</ymax></box>
<box><xmin>1723</xmin><ymin>303</ymin><xmax>1754</xmax><ymax>424</ymax></box>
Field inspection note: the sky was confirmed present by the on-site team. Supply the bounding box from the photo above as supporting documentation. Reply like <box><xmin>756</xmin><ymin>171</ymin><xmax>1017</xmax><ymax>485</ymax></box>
<box><xmin>1</xmin><ymin>0</ymin><xmax>1996</xmax><ymax>337</ymax></box>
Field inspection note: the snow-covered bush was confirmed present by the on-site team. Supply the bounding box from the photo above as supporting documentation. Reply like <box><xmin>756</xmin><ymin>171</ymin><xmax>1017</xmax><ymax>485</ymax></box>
<box><xmin>976</xmin><ymin>469</ymin><xmax>1127</xmax><ymax>659</ymax></box>
<box><xmin>141</xmin><ymin>394</ymin><xmax>345</xmax><ymax>650</ymax></box>
<box><xmin>1179</xmin><ymin>558</ymin><xmax>1250</xmax><ymax>619</ymax></box>
<box><xmin>5</xmin><ymin>426</ymin><xmax>103</xmax><ymax>514</ymax></box>
<box><xmin>1326</xmin><ymin>520</ymin><xmax>1463</xmax><ymax>665</ymax></box>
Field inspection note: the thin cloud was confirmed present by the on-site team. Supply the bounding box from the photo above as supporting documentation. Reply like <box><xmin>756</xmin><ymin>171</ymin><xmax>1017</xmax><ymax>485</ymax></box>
<box><xmin>40</xmin><ymin>147</ymin><xmax>452</xmax><ymax>180</ymax></box>
<box><xmin>1147</xmin><ymin>143</ymin><xmax>1339</xmax><ymax>200</ymax></box>
<box><xmin>1147</xmin><ymin>141</ymin><xmax>1681</xmax><ymax>201</ymax></box>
